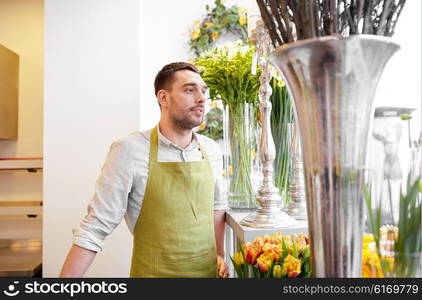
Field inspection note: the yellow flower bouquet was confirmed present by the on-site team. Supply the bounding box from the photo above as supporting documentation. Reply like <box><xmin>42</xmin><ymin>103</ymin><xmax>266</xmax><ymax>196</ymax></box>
<box><xmin>232</xmin><ymin>232</ymin><xmax>404</xmax><ymax>278</ymax></box>
<box><xmin>231</xmin><ymin>232</ymin><xmax>311</xmax><ymax>278</ymax></box>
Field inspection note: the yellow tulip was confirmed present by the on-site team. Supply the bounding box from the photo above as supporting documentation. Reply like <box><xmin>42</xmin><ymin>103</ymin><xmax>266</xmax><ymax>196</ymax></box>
<box><xmin>204</xmin><ymin>22</ymin><xmax>214</xmax><ymax>28</ymax></box>
<box><xmin>254</xmin><ymin>236</ymin><xmax>264</xmax><ymax>245</ymax></box>
<box><xmin>257</xmin><ymin>253</ymin><xmax>273</xmax><ymax>272</ymax></box>
<box><xmin>262</xmin><ymin>242</ymin><xmax>272</xmax><ymax>253</ymax></box>
<box><xmin>239</xmin><ymin>15</ymin><xmax>247</xmax><ymax>26</ymax></box>
<box><xmin>362</xmin><ymin>249</ymin><xmax>384</xmax><ymax>278</ymax></box>
<box><xmin>282</xmin><ymin>255</ymin><xmax>301</xmax><ymax>278</ymax></box>
<box><xmin>191</xmin><ymin>29</ymin><xmax>201</xmax><ymax>40</ymax></box>
<box><xmin>209</xmin><ymin>101</ymin><xmax>218</xmax><ymax>108</ymax></box>
<box><xmin>263</xmin><ymin>234</ymin><xmax>272</xmax><ymax>243</ymax></box>
<box><xmin>238</xmin><ymin>7</ymin><xmax>246</xmax><ymax>15</ymax></box>
<box><xmin>272</xmin><ymin>264</ymin><xmax>283</xmax><ymax>278</ymax></box>
<box><xmin>294</xmin><ymin>236</ymin><xmax>307</xmax><ymax>252</ymax></box>
<box><xmin>363</xmin><ymin>233</ymin><xmax>375</xmax><ymax>243</ymax></box>
<box><xmin>233</xmin><ymin>251</ymin><xmax>245</xmax><ymax>266</ymax></box>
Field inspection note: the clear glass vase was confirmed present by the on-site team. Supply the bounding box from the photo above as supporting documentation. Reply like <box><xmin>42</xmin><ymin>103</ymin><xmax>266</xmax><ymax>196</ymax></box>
<box><xmin>223</xmin><ymin>103</ymin><xmax>260</xmax><ymax>210</ymax></box>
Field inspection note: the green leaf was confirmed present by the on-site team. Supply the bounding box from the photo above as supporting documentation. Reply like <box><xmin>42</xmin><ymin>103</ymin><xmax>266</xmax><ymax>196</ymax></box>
<box><xmin>292</xmin><ymin>238</ymin><xmax>298</xmax><ymax>259</ymax></box>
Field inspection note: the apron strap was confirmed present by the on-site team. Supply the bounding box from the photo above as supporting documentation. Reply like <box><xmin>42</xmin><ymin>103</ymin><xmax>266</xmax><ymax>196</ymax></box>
<box><xmin>149</xmin><ymin>127</ymin><xmax>159</xmax><ymax>163</ymax></box>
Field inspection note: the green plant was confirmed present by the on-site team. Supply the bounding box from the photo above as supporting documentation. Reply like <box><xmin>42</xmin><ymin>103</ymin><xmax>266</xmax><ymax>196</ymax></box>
<box><xmin>231</xmin><ymin>232</ymin><xmax>311</xmax><ymax>278</ymax></box>
<box><xmin>189</xmin><ymin>0</ymin><xmax>248</xmax><ymax>56</ymax></box>
<box><xmin>196</xmin><ymin>41</ymin><xmax>261</xmax><ymax>208</ymax></box>
<box><xmin>269</xmin><ymin>78</ymin><xmax>294</xmax><ymax>205</ymax></box>
<box><xmin>197</xmin><ymin>106</ymin><xmax>224</xmax><ymax>141</ymax></box>
<box><xmin>364</xmin><ymin>173</ymin><xmax>422</xmax><ymax>277</ymax></box>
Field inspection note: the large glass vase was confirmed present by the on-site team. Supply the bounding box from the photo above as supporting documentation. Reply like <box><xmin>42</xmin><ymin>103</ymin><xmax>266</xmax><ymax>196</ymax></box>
<box><xmin>223</xmin><ymin>102</ymin><xmax>260</xmax><ymax>209</ymax></box>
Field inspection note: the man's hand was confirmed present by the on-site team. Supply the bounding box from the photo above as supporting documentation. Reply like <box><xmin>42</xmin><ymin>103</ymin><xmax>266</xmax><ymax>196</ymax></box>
<box><xmin>217</xmin><ymin>255</ymin><xmax>229</xmax><ymax>278</ymax></box>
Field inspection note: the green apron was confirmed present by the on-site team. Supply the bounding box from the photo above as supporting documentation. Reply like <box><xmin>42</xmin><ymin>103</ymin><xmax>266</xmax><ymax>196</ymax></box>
<box><xmin>130</xmin><ymin>126</ymin><xmax>217</xmax><ymax>278</ymax></box>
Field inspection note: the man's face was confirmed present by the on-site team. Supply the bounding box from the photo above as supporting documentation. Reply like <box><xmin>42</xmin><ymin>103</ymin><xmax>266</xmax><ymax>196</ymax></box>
<box><xmin>164</xmin><ymin>70</ymin><xmax>208</xmax><ymax>130</ymax></box>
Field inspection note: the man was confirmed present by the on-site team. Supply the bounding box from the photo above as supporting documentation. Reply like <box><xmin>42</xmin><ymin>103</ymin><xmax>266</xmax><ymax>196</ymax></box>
<box><xmin>60</xmin><ymin>62</ymin><xmax>229</xmax><ymax>278</ymax></box>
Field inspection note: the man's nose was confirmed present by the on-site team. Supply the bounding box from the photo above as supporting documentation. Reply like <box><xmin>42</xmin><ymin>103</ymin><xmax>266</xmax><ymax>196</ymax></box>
<box><xmin>197</xmin><ymin>91</ymin><xmax>207</xmax><ymax>103</ymax></box>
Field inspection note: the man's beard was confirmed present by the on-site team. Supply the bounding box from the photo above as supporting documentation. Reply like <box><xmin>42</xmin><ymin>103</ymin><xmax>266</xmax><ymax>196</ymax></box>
<box><xmin>170</xmin><ymin>112</ymin><xmax>203</xmax><ymax>130</ymax></box>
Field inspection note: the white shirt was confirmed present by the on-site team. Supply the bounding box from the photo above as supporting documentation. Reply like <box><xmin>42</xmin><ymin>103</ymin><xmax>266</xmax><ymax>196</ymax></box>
<box><xmin>73</xmin><ymin>126</ymin><xmax>228</xmax><ymax>252</ymax></box>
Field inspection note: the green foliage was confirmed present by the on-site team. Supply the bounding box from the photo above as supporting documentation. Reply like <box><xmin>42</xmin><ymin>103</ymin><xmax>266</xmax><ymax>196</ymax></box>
<box><xmin>269</xmin><ymin>78</ymin><xmax>294</xmax><ymax>205</ymax></box>
<box><xmin>195</xmin><ymin>41</ymin><xmax>261</xmax><ymax>107</ymax></box>
<box><xmin>196</xmin><ymin>107</ymin><xmax>223</xmax><ymax>141</ymax></box>
<box><xmin>196</xmin><ymin>42</ymin><xmax>261</xmax><ymax>207</ymax></box>
<box><xmin>394</xmin><ymin>175</ymin><xmax>422</xmax><ymax>277</ymax></box>
<box><xmin>365</xmin><ymin>173</ymin><xmax>422</xmax><ymax>277</ymax></box>
<box><xmin>189</xmin><ymin>0</ymin><xmax>248</xmax><ymax>56</ymax></box>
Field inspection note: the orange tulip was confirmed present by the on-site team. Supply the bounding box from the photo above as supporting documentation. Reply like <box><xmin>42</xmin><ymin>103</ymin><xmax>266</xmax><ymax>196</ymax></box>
<box><xmin>295</xmin><ymin>236</ymin><xmax>307</xmax><ymax>252</ymax></box>
<box><xmin>283</xmin><ymin>255</ymin><xmax>302</xmax><ymax>278</ymax></box>
<box><xmin>257</xmin><ymin>253</ymin><xmax>273</xmax><ymax>272</ymax></box>
<box><xmin>262</xmin><ymin>242</ymin><xmax>272</xmax><ymax>253</ymax></box>
<box><xmin>243</xmin><ymin>243</ymin><xmax>261</xmax><ymax>265</ymax></box>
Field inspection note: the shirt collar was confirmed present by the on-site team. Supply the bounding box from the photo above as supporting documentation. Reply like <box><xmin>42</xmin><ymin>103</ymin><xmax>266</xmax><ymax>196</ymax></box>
<box><xmin>156</xmin><ymin>125</ymin><xmax>199</xmax><ymax>150</ymax></box>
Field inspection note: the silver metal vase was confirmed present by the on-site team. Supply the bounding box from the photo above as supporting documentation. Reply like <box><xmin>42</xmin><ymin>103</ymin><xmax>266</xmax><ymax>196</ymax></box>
<box><xmin>268</xmin><ymin>35</ymin><xmax>400</xmax><ymax>277</ymax></box>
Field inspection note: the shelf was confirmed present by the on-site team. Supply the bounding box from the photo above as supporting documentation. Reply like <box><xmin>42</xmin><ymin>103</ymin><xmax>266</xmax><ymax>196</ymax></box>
<box><xmin>0</xmin><ymin>157</ymin><xmax>43</xmax><ymax>172</ymax></box>
<box><xmin>0</xmin><ymin>201</ymin><xmax>43</xmax><ymax>217</ymax></box>
<box><xmin>0</xmin><ymin>201</ymin><xmax>43</xmax><ymax>207</ymax></box>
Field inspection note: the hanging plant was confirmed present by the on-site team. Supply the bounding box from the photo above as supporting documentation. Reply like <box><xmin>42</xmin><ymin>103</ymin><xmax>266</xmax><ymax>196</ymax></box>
<box><xmin>189</xmin><ymin>0</ymin><xmax>248</xmax><ymax>56</ymax></box>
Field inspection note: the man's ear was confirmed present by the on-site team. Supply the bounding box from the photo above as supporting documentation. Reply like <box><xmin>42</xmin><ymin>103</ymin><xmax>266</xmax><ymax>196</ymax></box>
<box><xmin>157</xmin><ymin>90</ymin><xmax>169</xmax><ymax>108</ymax></box>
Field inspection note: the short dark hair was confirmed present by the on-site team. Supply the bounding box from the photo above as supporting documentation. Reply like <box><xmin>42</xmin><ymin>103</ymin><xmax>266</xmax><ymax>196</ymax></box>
<box><xmin>154</xmin><ymin>62</ymin><xmax>199</xmax><ymax>96</ymax></box>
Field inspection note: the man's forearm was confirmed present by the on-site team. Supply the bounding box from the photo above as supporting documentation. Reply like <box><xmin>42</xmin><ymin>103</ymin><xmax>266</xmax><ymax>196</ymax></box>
<box><xmin>59</xmin><ymin>244</ymin><xmax>97</xmax><ymax>277</ymax></box>
<box><xmin>213</xmin><ymin>210</ymin><xmax>226</xmax><ymax>257</ymax></box>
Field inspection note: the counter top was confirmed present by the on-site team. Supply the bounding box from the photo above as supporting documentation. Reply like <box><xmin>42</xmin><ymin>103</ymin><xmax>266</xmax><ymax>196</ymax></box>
<box><xmin>0</xmin><ymin>239</ymin><xmax>42</xmax><ymax>277</ymax></box>
<box><xmin>226</xmin><ymin>209</ymin><xmax>308</xmax><ymax>243</ymax></box>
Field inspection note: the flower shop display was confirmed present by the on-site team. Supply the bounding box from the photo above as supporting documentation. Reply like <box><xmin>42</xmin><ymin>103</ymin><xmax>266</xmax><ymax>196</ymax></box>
<box><xmin>239</xmin><ymin>21</ymin><xmax>297</xmax><ymax>227</ymax></box>
<box><xmin>365</xmin><ymin>173</ymin><xmax>422</xmax><ymax>278</ymax></box>
<box><xmin>188</xmin><ymin>0</ymin><xmax>248</xmax><ymax>56</ymax></box>
<box><xmin>196</xmin><ymin>41</ymin><xmax>261</xmax><ymax>209</ymax></box>
<box><xmin>231</xmin><ymin>232</ymin><xmax>311</xmax><ymax>278</ymax></box>
<box><xmin>257</xmin><ymin>0</ymin><xmax>407</xmax><ymax>277</ymax></box>
<box><xmin>231</xmin><ymin>229</ymin><xmax>417</xmax><ymax>278</ymax></box>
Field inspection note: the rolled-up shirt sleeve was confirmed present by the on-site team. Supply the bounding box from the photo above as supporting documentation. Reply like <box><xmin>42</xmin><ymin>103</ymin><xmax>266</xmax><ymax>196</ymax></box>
<box><xmin>73</xmin><ymin>140</ymin><xmax>134</xmax><ymax>252</ymax></box>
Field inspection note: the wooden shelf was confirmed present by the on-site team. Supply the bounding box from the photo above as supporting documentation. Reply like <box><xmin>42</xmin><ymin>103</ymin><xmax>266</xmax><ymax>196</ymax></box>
<box><xmin>0</xmin><ymin>158</ymin><xmax>43</xmax><ymax>172</ymax></box>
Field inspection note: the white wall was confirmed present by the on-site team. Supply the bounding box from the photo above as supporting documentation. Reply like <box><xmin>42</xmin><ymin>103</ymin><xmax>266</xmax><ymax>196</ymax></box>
<box><xmin>368</xmin><ymin>0</ymin><xmax>422</xmax><ymax>201</ymax></box>
<box><xmin>43</xmin><ymin>0</ymin><xmax>140</xmax><ymax>277</ymax></box>
<box><xmin>373</xmin><ymin>0</ymin><xmax>421</xmax><ymax>136</ymax></box>
<box><xmin>139</xmin><ymin>0</ymin><xmax>214</xmax><ymax>130</ymax></box>
<box><xmin>0</xmin><ymin>0</ymin><xmax>43</xmax><ymax>204</ymax></box>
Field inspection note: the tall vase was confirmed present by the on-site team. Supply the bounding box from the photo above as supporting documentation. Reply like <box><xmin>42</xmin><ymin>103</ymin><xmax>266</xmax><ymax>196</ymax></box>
<box><xmin>269</xmin><ymin>79</ymin><xmax>294</xmax><ymax>206</ymax></box>
<box><xmin>268</xmin><ymin>35</ymin><xmax>400</xmax><ymax>277</ymax></box>
<box><xmin>223</xmin><ymin>102</ymin><xmax>260</xmax><ymax>209</ymax></box>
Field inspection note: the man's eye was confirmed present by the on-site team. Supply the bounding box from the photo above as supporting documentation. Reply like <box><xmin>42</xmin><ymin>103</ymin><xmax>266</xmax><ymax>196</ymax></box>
<box><xmin>186</xmin><ymin>88</ymin><xmax>194</xmax><ymax>93</ymax></box>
